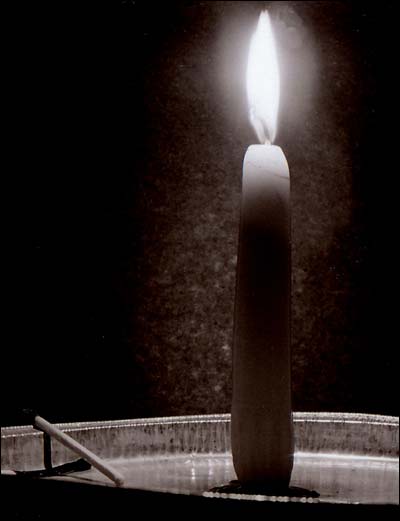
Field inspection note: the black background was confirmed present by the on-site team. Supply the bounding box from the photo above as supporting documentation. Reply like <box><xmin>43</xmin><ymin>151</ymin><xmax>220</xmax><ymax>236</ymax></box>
<box><xmin>3</xmin><ymin>1</ymin><xmax>398</xmax><ymax>425</ymax></box>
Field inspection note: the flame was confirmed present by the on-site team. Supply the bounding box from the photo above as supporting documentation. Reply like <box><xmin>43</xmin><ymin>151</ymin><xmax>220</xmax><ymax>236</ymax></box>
<box><xmin>247</xmin><ymin>11</ymin><xmax>280</xmax><ymax>144</ymax></box>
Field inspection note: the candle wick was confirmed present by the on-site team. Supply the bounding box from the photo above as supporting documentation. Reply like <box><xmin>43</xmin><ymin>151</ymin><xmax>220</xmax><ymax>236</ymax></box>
<box><xmin>249</xmin><ymin>107</ymin><xmax>275</xmax><ymax>145</ymax></box>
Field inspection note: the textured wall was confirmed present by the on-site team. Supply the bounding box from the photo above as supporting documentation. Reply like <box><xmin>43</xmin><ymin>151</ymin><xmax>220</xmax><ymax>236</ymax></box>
<box><xmin>4</xmin><ymin>1</ymin><xmax>397</xmax><ymax>425</ymax></box>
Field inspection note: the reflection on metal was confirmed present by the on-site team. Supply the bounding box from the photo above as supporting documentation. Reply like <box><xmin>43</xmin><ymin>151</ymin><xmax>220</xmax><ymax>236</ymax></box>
<box><xmin>1</xmin><ymin>412</ymin><xmax>398</xmax><ymax>505</ymax></box>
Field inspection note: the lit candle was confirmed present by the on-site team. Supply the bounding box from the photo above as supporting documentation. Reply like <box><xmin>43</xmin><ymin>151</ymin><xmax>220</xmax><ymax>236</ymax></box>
<box><xmin>231</xmin><ymin>11</ymin><xmax>293</xmax><ymax>487</ymax></box>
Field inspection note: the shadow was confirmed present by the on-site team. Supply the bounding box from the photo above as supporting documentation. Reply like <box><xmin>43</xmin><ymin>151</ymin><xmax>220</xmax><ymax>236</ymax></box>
<box><xmin>210</xmin><ymin>480</ymin><xmax>319</xmax><ymax>499</ymax></box>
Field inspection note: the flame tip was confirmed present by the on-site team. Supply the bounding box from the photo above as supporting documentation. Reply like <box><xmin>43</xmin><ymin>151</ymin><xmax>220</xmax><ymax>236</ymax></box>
<box><xmin>247</xmin><ymin>8</ymin><xmax>280</xmax><ymax>143</ymax></box>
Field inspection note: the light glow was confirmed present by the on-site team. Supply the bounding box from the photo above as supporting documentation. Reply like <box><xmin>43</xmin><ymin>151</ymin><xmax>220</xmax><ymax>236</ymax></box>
<box><xmin>247</xmin><ymin>11</ymin><xmax>280</xmax><ymax>144</ymax></box>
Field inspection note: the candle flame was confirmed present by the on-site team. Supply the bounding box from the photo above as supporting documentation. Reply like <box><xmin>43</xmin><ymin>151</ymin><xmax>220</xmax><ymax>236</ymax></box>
<box><xmin>247</xmin><ymin>11</ymin><xmax>280</xmax><ymax>144</ymax></box>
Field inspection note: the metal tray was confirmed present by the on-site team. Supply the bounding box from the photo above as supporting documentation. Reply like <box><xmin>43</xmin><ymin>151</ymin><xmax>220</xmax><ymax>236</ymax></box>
<box><xmin>1</xmin><ymin>412</ymin><xmax>398</xmax><ymax>510</ymax></box>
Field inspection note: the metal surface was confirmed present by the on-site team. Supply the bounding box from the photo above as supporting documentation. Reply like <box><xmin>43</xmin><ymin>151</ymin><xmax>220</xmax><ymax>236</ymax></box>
<box><xmin>1</xmin><ymin>412</ymin><xmax>398</xmax><ymax>506</ymax></box>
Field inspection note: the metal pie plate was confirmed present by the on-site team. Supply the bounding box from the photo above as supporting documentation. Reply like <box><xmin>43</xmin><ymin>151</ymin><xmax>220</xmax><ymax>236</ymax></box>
<box><xmin>1</xmin><ymin>412</ymin><xmax>398</xmax><ymax>506</ymax></box>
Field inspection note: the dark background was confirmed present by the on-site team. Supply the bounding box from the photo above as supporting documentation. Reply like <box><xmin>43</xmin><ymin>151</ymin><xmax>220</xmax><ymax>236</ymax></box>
<box><xmin>3</xmin><ymin>1</ymin><xmax>398</xmax><ymax>425</ymax></box>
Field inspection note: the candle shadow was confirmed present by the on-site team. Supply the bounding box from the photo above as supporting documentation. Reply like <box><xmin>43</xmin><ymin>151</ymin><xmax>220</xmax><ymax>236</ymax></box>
<box><xmin>209</xmin><ymin>480</ymin><xmax>319</xmax><ymax>499</ymax></box>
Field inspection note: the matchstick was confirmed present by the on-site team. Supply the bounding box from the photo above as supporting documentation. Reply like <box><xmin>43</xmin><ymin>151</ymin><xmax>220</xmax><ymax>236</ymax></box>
<box><xmin>33</xmin><ymin>415</ymin><xmax>124</xmax><ymax>487</ymax></box>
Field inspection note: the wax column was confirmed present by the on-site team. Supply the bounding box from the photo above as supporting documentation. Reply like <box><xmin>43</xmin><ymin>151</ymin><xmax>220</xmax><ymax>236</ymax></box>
<box><xmin>231</xmin><ymin>11</ymin><xmax>293</xmax><ymax>487</ymax></box>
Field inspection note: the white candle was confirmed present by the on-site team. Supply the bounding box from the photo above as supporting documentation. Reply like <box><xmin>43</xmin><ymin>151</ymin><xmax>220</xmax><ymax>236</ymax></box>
<box><xmin>231</xmin><ymin>11</ymin><xmax>293</xmax><ymax>487</ymax></box>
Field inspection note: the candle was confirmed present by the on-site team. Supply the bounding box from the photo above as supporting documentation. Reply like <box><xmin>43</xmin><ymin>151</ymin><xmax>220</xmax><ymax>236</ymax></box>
<box><xmin>231</xmin><ymin>11</ymin><xmax>293</xmax><ymax>487</ymax></box>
